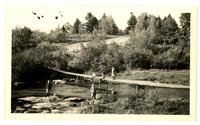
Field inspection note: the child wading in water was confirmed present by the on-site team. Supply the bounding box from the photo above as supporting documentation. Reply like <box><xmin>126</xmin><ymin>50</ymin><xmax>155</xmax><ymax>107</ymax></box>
<box><xmin>90</xmin><ymin>84</ymin><xmax>96</xmax><ymax>99</ymax></box>
<box><xmin>45</xmin><ymin>80</ymin><xmax>52</xmax><ymax>96</ymax></box>
<box><xmin>110</xmin><ymin>66</ymin><xmax>116</xmax><ymax>94</ymax></box>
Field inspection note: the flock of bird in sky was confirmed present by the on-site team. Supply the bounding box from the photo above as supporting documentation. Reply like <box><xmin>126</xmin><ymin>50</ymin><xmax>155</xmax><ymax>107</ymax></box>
<box><xmin>32</xmin><ymin>11</ymin><xmax>64</xmax><ymax>20</ymax></box>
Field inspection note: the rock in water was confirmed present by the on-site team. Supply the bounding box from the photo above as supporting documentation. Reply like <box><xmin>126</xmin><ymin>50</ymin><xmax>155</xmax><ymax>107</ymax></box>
<box><xmin>32</xmin><ymin>102</ymin><xmax>51</xmax><ymax>109</ymax></box>
<box><xmin>41</xmin><ymin>110</ymin><xmax>50</xmax><ymax>113</ymax></box>
<box><xmin>24</xmin><ymin>104</ymin><xmax>32</xmax><ymax>108</ymax></box>
<box><xmin>65</xmin><ymin>97</ymin><xmax>84</xmax><ymax>102</ymax></box>
<box><xmin>51</xmin><ymin>109</ymin><xmax>60</xmax><ymax>113</ymax></box>
<box><xmin>111</xmin><ymin>90</ymin><xmax>117</xmax><ymax>94</ymax></box>
<box><xmin>16</xmin><ymin>106</ymin><xmax>25</xmax><ymax>112</ymax></box>
<box><xmin>95</xmin><ymin>94</ymin><xmax>102</xmax><ymax>99</ymax></box>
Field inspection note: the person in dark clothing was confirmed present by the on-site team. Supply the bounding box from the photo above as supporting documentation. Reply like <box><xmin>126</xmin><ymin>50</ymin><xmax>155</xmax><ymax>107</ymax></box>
<box><xmin>99</xmin><ymin>72</ymin><xmax>105</xmax><ymax>88</ymax></box>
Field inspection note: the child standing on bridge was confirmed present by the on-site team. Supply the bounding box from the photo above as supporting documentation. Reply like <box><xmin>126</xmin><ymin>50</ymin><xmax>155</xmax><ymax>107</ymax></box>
<box><xmin>111</xmin><ymin>66</ymin><xmax>116</xmax><ymax>80</ymax></box>
<box><xmin>91</xmin><ymin>72</ymin><xmax>96</xmax><ymax>82</ymax></box>
<box><xmin>99</xmin><ymin>72</ymin><xmax>105</xmax><ymax>88</ymax></box>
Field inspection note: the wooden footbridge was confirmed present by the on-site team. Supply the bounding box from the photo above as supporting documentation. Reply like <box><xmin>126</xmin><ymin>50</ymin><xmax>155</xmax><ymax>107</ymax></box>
<box><xmin>50</xmin><ymin>68</ymin><xmax>189</xmax><ymax>90</ymax></box>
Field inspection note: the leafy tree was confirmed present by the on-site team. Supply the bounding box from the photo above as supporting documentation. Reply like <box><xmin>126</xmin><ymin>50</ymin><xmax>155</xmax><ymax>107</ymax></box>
<box><xmin>126</xmin><ymin>12</ymin><xmax>137</xmax><ymax>32</ymax></box>
<box><xmin>135</xmin><ymin>13</ymin><xmax>149</xmax><ymax>32</ymax></box>
<box><xmin>12</xmin><ymin>26</ymin><xmax>33</xmax><ymax>53</ymax></box>
<box><xmin>147</xmin><ymin>15</ymin><xmax>157</xmax><ymax>33</ymax></box>
<box><xmin>123</xmin><ymin>43</ymin><xmax>153</xmax><ymax>69</ymax></box>
<box><xmin>98</xmin><ymin>13</ymin><xmax>107</xmax><ymax>33</ymax></box>
<box><xmin>62</xmin><ymin>22</ymin><xmax>74</xmax><ymax>34</ymax></box>
<box><xmin>30</xmin><ymin>30</ymin><xmax>48</xmax><ymax>45</ymax></box>
<box><xmin>130</xmin><ymin>30</ymin><xmax>156</xmax><ymax>51</ymax></box>
<box><xmin>73</xmin><ymin>39</ymin><xmax>107</xmax><ymax>71</ymax></box>
<box><xmin>32</xmin><ymin>42</ymin><xmax>71</xmax><ymax>69</ymax></box>
<box><xmin>12</xmin><ymin>41</ymin><xmax>72</xmax><ymax>82</ymax></box>
<box><xmin>99</xmin><ymin>43</ymin><xmax>124</xmax><ymax>73</ymax></box>
<box><xmin>48</xmin><ymin>26</ymin><xmax>72</xmax><ymax>43</ymax></box>
<box><xmin>48</xmin><ymin>28</ymin><xmax>60</xmax><ymax>43</ymax></box>
<box><xmin>85</xmin><ymin>12</ymin><xmax>99</xmax><ymax>33</ymax></box>
<box><xmin>152</xmin><ymin>46</ymin><xmax>183</xmax><ymax>69</ymax></box>
<box><xmin>78</xmin><ymin>23</ymin><xmax>87</xmax><ymax>34</ymax></box>
<box><xmin>73</xmin><ymin>18</ymin><xmax>81</xmax><ymax>33</ymax></box>
<box><xmin>99</xmin><ymin>14</ymin><xmax>119</xmax><ymax>35</ymax></box>
<box><xmin>56</xmin><ymin>32</ymin><xmax>69</xmax><ymax>43</ymax></box>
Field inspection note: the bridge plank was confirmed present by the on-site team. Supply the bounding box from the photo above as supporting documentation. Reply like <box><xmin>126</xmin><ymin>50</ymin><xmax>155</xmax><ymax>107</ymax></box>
<box><xmin>50</xmin><ymin>68</ymin><xmax>189</xmax><ymax>89</ymax></box>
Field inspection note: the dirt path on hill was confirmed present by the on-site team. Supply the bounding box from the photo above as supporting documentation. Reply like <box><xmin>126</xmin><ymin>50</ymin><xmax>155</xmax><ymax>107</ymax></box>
<box><xmin>66</xmin><ymin>35</ymin><xmax>130</xmax><ymax>53</ymax></box>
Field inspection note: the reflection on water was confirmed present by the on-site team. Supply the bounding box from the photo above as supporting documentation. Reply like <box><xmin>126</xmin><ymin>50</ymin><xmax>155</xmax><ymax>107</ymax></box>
<box><xmin>11</xmin><ymin>81</ymin><xmax>189</xmax><ymax>114</ymax></box>
<box><xmin>51</xmin><ymin>82</ymin><xmax>189</xmax><ymax>100</ymax></box>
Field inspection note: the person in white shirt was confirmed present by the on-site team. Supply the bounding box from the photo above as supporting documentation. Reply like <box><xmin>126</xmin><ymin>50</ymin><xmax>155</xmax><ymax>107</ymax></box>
<box><xmin>111</xmin><ymin>66</ymin><xmax>116</xmax><ymax>80</ymax></box>
<box><xmin>90</xmin><ymin>84</ymin><xmax>96</xmax><ymax>99</ymax></box>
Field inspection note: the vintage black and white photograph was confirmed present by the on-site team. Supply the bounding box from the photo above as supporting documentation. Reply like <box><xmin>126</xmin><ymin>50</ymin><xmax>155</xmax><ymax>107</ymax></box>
<box><xmin>8</xmin><ymin>5</ymin><xmax>195</xmax><ymax>116</ymax></box>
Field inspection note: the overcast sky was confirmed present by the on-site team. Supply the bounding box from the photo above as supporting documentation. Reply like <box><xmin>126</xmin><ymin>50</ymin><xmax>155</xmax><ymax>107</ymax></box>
<box><xmin>7</xmin><ymin>5</ymin><xmax>193</xmax><ymax>33</ymax></box>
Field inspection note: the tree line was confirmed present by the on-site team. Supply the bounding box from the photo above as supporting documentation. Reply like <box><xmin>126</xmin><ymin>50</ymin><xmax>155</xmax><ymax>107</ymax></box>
<box><xmin>11</xmin><ymin>12</ymin><xmax>190</xmax><ymax>83</ymax></box>
<box><xmin>61</xmin><ymin>12</ymin><xmax>119</xmax><ymax>35</ymax></box>
<box><xmin>74</xmin><ymin>12</ymin><xmax>190</xmax><ymax>72</ymax></box>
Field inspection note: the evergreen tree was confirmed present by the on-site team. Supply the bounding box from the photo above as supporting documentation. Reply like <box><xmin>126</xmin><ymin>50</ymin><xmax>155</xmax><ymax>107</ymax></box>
<box><xmin>155</xmin><ymin>16</ymin><xmax>162</xmax><ymax>33</ymax></box>
<box><xmin>160</xmin><ymin>14</ymin><xmax>179</xmax><ymax>44</ymax></box>
<box><xmin>179</xmin><ymin>13</ymin><xmax>190</xmax><ymax>47</ymax></box>
<box><xmin>126</xmin><ymin>12</ymin><xmax>137</xmax><ymax>31</ymax></box>
<box><xmin>73</xmin><ymin>18</ymin><xmax>81</xmax><ymax>34</ymax></box>
<box><xmin>177</xmin><ymin>13</ymin><xmax>190</xmax><ymax>68</ymax></box>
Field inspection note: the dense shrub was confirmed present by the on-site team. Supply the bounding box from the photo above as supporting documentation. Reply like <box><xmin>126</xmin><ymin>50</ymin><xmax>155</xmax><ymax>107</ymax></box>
<box><xmin>124</xmin><ymin>13</ymin><xmax>190</xmax><ymax>70</ymax></box>
<box><xmin>123</xmin><ymin>44</ymin><xmax>153</xmax><ymax>69</ymax></box>
<box><xmin>31</xmin><ymin>42</ymin><xmax>72</xmax><ymax>69</ymax></box>
<box><xmin>48</xmin><ymin>29</ymin><xmax>72</xmax><ymax>43</ymax></box>
<box><xmin>12</xmin><ymin>27</ymin><xmax>48</xmax><ymax>54</ymax></box>
<box><xmin>99</xmin><ymin>43</ymin><xmax>125</xmax><ymax>73</ymax></box>
<box><xmin>71</xmin><ymin>38</ymin><xmax>107</xmax><ymax>72</ymax></box>
<box><xmin>12</xmin><ymin>51</ymin><xmax>48</xmax><ymax>83</ymax></box>
<box><xmin>12</xmin><ymin>41</ymin><xmax>72</xmax><ymax>83</ymax></box>
<box><xmin>12</xmin><ymin>27</ymin><xmax>33</xmax><ymax>53</ymax></box>
<box><xmin>71</xmin><ymin>38</ymin><xmax>125</xmax><ymax>73</ymax></box>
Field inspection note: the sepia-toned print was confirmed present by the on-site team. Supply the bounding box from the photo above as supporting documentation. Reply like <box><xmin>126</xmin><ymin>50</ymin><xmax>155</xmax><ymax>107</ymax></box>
<box><xmin>7</xmin><ymin>6</ymin><xmax>196</xmax><ymax>117</ymax></box>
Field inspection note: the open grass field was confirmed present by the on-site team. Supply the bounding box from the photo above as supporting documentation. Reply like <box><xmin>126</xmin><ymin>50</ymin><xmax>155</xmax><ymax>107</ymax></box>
<box><xmin>118</xmin><ymin>69</ymin><xmax>189</xmax><ymax>86</ymax></box>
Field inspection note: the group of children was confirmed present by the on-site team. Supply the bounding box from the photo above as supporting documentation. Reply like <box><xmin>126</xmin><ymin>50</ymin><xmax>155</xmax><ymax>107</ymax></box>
<box><xmin>45</xmin><ymin>66</ymin><xmax>116</xmax><ymax>100</ymax></box>
<box><xmin>90</xmin><ymin>66</ymin><xmax>116</xmax><ymax>99</ymax></box>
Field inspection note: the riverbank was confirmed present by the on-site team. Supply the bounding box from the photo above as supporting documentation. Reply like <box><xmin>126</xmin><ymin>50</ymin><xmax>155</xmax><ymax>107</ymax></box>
<box><xmin>12</xmin><ymin>82</ymin><xmax>189</xmax><ymax>114</ymax></box>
